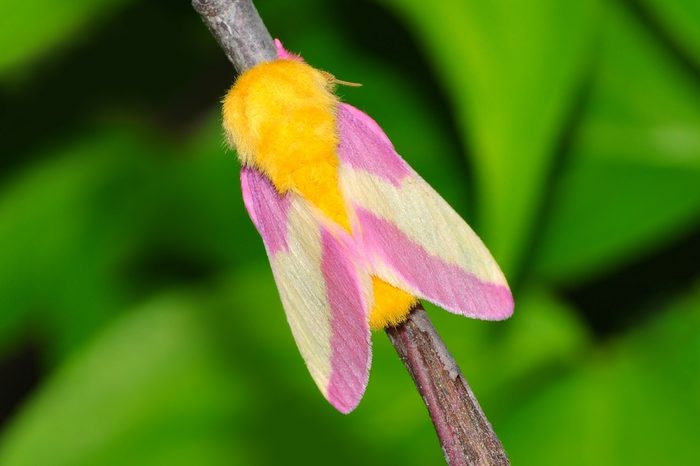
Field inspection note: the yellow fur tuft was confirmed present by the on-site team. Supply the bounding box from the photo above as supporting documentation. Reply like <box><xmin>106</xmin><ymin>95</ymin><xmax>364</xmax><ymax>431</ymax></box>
<box><xmin>222</xmin><ymin>59</ymin><xmax>350</xmax><ymax>230</ymax></box>
<box><xmin>368</xmin><ymin>277</ymin><xmax>418</xmax><ymax>330</ymax></box>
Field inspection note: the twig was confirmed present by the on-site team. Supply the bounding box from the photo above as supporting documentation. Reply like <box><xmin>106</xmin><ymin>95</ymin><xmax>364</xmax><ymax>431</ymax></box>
<box><xmin>192</xmin><ymin>0</ymin><xmax>276</xmax><ymax>72</ymax></box>
<box><xmin>192</xmin><ymin>1</ymin><xmax>509</xmax><ymax>464</ymax></box>
<box><xmin>387</xmin><ymin>304</ymin><xmax>509</xmax><ymax>465</ymax></box>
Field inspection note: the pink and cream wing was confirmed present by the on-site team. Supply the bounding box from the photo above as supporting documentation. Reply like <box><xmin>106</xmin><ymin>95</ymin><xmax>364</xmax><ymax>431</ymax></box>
<box><xmin>241</xmin><ymin>167</ymin><xmax>371</xmax><ymax>413</ymax></box>
<box><xmin>337</xmin><ymin>104</ymin><xmax>513</xmax><ymax>320</ymax></box>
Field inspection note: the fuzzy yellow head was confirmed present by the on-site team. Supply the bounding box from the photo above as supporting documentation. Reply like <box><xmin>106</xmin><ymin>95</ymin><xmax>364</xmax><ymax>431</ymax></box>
<box><xmin>222</xmin><ymin>60</ymin><xmax>336</xmax><ymax>166</ymax></box>
<box><xmin>222</xmin><ymin>59</ymin><xmax>351</xmax><ymax>229</ymax></box>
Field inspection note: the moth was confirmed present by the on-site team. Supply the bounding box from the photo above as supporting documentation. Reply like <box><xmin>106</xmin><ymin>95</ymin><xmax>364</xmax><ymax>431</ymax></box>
<box><xmin>222</xmin><ymin>40</ymin><xmax>513</xmax><ymax>413</ymax></box>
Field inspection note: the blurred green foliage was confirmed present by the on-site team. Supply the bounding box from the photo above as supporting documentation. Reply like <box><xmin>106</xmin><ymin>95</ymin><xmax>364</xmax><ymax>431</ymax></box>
<box><xmin>0</xmin><ymin>0</ymin><xmax>698</xmax><ymax>465</ymax></box>
<box><xmin>0</xmin><ymin>0</ymin><xmax>131</xmax><ymax>77</ymax></box>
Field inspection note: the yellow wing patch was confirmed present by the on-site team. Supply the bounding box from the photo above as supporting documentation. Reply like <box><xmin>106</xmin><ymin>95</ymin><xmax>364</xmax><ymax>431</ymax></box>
<box><xmin>222</xmin><ymin>59</ymin><xmax>350</xmax><ymax>230</ymax></box>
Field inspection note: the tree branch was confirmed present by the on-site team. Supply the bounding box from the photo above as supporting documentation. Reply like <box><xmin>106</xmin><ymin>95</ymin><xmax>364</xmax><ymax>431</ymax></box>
<box><xmin>192</xmin><ymin>0</ymin><xmax>276</xmax><ymax>73</ymax></box>
<box><xmin>387</xmin><ymin>304</ymin><xmax>509</xmax><ymax>465</ymax></box>
<box><xmin>192</xmin><ymin>1</ymin><xmax>509</xmax><ymax>464</ymax></box>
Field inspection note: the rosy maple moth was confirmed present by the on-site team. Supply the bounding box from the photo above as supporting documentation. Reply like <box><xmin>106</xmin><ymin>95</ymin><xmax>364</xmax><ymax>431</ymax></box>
<box><xmin>222</xmin><ymin>40</ymin><xmax>513</xmax><ymax>413</ymax></box>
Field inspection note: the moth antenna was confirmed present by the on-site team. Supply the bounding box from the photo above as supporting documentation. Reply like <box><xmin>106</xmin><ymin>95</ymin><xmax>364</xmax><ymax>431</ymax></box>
<box><xmin>321</xmin><ymin>70</ymin><xmax>363</xmax><ymax>87</ymax></box>
<box><xmin>334</xmin><ymin>78</ymin><xmax>363</xmax><ymax>87</ymax></box>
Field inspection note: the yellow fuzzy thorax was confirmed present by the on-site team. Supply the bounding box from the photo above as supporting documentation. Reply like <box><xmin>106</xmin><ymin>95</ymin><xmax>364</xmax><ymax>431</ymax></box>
<box><xmin>222</xmin><ymin>59</ymin><xmax>350</xmax><ymax>230</ymax></box>
<box><xmin>222</xmin><ymin>58</ymin><xmax>417</xmax><ymax>329</ymax></box>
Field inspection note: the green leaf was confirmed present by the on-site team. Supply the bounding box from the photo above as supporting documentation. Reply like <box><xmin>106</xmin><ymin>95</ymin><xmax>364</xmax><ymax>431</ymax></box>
<box><xmin>135</xmin><ymin>115</ymin><xmax>256</xmax><ymax>272</ymax></box>
<box><xmin>0</xmin><ymin>0</ymin><xmax>131</xmax><ymax>78</ymax></box>
<box><xmin>533</xmin><ymin>3</ymin><xmax>700</xmax><ymax>283</ymax></box>
<box><xmin>0</xmin><ymin>295</ymin><xmax>246</xmax><ymax>466</ymax></box>
<box><xmin>380</xmin><ymin>0</ymin><xmax>598</xmax><ymax>276</ymax></box>
<box><xmin>0</xmin><ymin>128</ymin><xmax>157</xmax><ymax>356</ymax></box>
<box><xmin>499</xmin><ymin>284</ymin><xmax>700</xmax><ymax>465</ymax></box>
<box><xmin>640</xmin><ymin>0</ymin><xmax>700</xmax><ymax>66</ymax></box>
<box><xmin>0</xmin><ymin>121</ymin><xmax>247</xmax><ymax>361</ymax></box>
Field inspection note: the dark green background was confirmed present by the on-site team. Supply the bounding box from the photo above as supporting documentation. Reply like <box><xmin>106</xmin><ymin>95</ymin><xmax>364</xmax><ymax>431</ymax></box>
<box><xmin>1</xmin><ymin>0</ymin><xmax>699</xmax><ymax>464</ymax></box>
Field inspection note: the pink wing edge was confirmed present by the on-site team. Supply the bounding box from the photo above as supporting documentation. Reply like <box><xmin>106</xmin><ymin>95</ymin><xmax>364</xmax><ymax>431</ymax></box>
<box><xmin>240</xmin><ymin>166</ymin><xmax>371</xmax><ymax>413</ymax></box>
<box><xmin>335</xmin><ymin>103</ymin><xmax>514</xmax><ymax>321</ymax></box>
